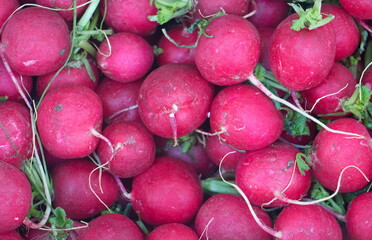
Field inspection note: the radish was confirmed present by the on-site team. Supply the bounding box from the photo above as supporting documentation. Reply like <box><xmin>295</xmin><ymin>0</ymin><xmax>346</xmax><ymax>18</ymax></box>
<box><xmin>35</xmin><ymin>0</ymin><xmax>89</xmax><ymax>21</ymax></box>
<box><xmin>52</xmin><ymin>159</ymin><xmax>119</xmax><ymax>220</ymax></box>
<box><xmin>97</xmin><ymin>122</ymin><xmax>155</xmax><ymax>178</ymax></box>
<box><xmin>0</xmin><ymin>0</ymin><xmax>18</xmax><ymax>28</ymax></box>
<box><xmin>0</xmin><ymin>231</ymin><xmax>23</xmax><ymax>240</ymax></box>
<box><xmin>131</xmin><ymin>156</ymin><xmax>203</xmax><ymax>226</ymax></box>
<box><xmin>96</xmin><ymin>32</ymin><xmax>154</xmax><ymax>83</ymax></box>
<box><xmin>147</xmin><ymin>223</ymin><xmax>198</xmax><ymax>240</ymax></box>
<box><xmin>301</xmin><ymin>63</ymin><xmax>356</xmax><ymax>118</ymax></box>
<box><xmin>95</xmin><ymin>78</ymin><xmax>142</xmax><ymax>124</ymax></box>
<box><xmin>322</xmin><ymin>4</ymin><xmax>360</xmax><ymax>61</ymax></box>
<box><xmin>157</xmin><ymin>25</ymin><xmax>198</xmax><ymax>66</ymax></box>
<box><xmin>311</xmin><ymin>118</ymin><xmax>372</xmax><ymax>192</ymax></box>
<box><xmin>269</xmin><ymin>13</ymin><xmax>336</xmax><ymax>91</ymax></box>
<box><xmin>138</xmin><ymin>63</ymin><xmax>214</xmax><ymax>141</ymax></box>
<box><xmin>0</xmin><ymin>101</ymin><xmax>32</xmax><ymax>168</ymax></box>
<box><xmin>274</xmin><ymin>204</ymin><xmax>342</xmax><ymax>239</ymax></box>
<box><xmin>195</xmin><ymin>15</ymin><xmax>260</xmax><ymax>86</ymax></box>
<box><xmin>346</xmin><ymin>192</ymin><xmax>372</xmax><ymax>240</ymax></box>
<box><xmin>37</xmin><ymin>85</ymin><xmax>103</xmax><ymax>159</ymax></box>
<box><xmin>77</xmin><ymin>213</ymin><xmax>144</xmax><ymax>240</ymax></box>
<box><xmin>209</xmin><ymin>84</ymin><xmax>283</xmax><ymax>151</ymax></box>
<box><xmin>0</xmin><ymin>60</ymin><xmax>33</xmax><ymax>103</ymax></box>
<box><xmin>36</xmin><ymin>58</ymin><xmax>99</xmax><ymax>97</ymax></box>
<box><xmin>258</xmin><ymin>28</ymin><xmax>274</xmax><ymax>71</ymax></box>
<box><xmin>236</xmin><ymin>142</ymin><xmax>312</xmax><ymax>207</ymax></box>
<box><xmin>194</xmin><ymin>193</ymin><xmax>273</xmax><ymax>240</ymax></box>
<box><xmin>362</xmin><ymin>67</ymin><xmax>372</xmax><ymax>93</ymax></box>
<box><xmin>248</xmin><ymin>0</ymin><xmax>289</xmax><ymax>28</ymax></box>
<box><xmin>102</xmin><ymin>0</ymin><xmax>158</xmax><ymax>36</ymax></box>
<box><xmin>1</xmin><ymin>7</ymin><xmax>71</xmax><ymax>76</ymax></box>
<box><xmin>0</xmin><ymin>161</ymin><xmax>32</xmax><ymax>233</ymax></box>
<box><xmin>205</xmin><ymin>135</ymin><xmax>245</xmax><ymax>171</ymax></box>
<box><xmin>339</xmin><ymin>0</ymin><xmax>372</xmax><ymax>20</ymax></box>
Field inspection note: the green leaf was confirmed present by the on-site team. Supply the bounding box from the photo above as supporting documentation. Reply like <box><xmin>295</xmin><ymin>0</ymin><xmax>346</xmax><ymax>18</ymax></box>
<box><xmin>0</xmin><ymin>96</ymin><xmax>8</xmax><ymax>101</ymax></box>
<box><xmin>254</xmin><ymin>64</ymin><xmax>267</xmax><ymax>82</ymax></box>
<box><xmin>148</xmin><ymin>0</ymin><xmax>193</xmax><ymax>25</ymax></box>
<box><xmin>283</xmin><ymin>108</ymin><xmax>310</xmax><ymax>136</ymax></box>
<box><xmin>49</xmin><ymin>207</ymin><xmax>73</xmax><ymax>228</ymax></box>
<box><xmin>342</xmin><ymin>85</ymin><xmax>372</xmax><ymax>120</ymax></box>
<box><xmin>296</xmin><ymin>153</ymin><xmax>311</xmax><ymax>175</ymax></box>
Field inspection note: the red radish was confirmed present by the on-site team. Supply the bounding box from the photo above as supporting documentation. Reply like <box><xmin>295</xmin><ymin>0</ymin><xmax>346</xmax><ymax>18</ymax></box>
<box><xmin>269</xmin><ymin>13</ymin><xmax>336</xmax><ymax>91</ymax></box>
<box><xmin>95</xmin><ymin>78</ymin><xmax>142</xmax><ymax>124</ymax></box>
<box><xmin>210</xmin><ymin>84</ymin><xmax>284</xmax><ymax>151</ymax></box>
<box><xmin>195</xmin><ymin>194</ymin><xmax>273</xmax><ymax>240</ymax></box>
<box><xmin>236</xmin><ymin>142</ymin><xmax>311</xmax><ymax>207</ymax></box>
<box><xmin>274</xmin><ymin>204</ymin><xmax>342</xmax><ymax>240</ymax></box>
<box><xmin>37</xmin><ymin>85</ymin><xmax>103</xmax><ymax>159</ymax></box>
<box><xmin>311</xmin><ymin>118</ymin><xmax>372</xmax><ymax>192</ymax></box>
<box><xmin>0</xmin><ymin>101</ymin><xmax>32</xmax><ymax>168</ymax></box>
<box><xmin>52</xmin><ymin>159</ymin><xmax>119</xmax><ymax>220</ymax></box>
<box><xmin>147</xmin><ymin>223</ymin><xmax>198</xmax><ymax>240</ymax></box>
<box><xmin>301</xmin><ymin>63</ymin><xmax>356</xmax><ymax>118</ymax></box>
<box><xmin>339</xmin><ymin>0</ymin><xmax>372</xmax><ymax>20</ymax></box>
<box><xmin>97</xmin><ymin>122</ymin><xmax>155</xmax><ymax>178</ymax></box>
<box><xmin>362</xmin><ymin>67</ymin><xmax>372</xmax><ymax>95</ymax></box>
<box><xmin>346</xmin><ymin>192</ymin><xmax>372</xmax><ymax>240</ymax></box>
<box><xmin>138</xmin><ymin>63</ymin><xmax>214</xmax><ymax>140</ymax></box>
<box><xmin>195</xmin><ymin>15</ymin><xmax>260</xmax><ymax>86</ymax></box>
<box><xmin>0</xmin><ymin>231</ymin><xmax>24</xmax><ymax>240</ymax></box>
<box><xmin>205</xmin><ymin>135</ymin><xmax>245</xmax><ymax>171</ymax></box>
<box><xmin>36</xmin><ymin>58</ymin><xmax>99</xmax><ymax>97</ymax></box>
<box><xmin>97</xmin><ymin>32</ymin><xmax>154</xmax><ymax>83</ymax></box>
<box><xmin>35</xmin><ymin>0</ymin><xmax>89</xmax><ymax>21</ymax></box>
<box><xmin>0</xmin><ymin>0</ymin><xmax>18</xmax><ymax>28</ymax></box>
<box><xmin>102</xmin><ymin>0</ymin><xmax>158</xmax><ymax>36</ymax></box>
<box><xmin>280</xmin><ymin>118</ymin><xmax>318</xmax><ymax>146</ymax></box>
<box><xmin>248</xmin><ymin>0</ymin><xmax>289</xmax><ymax>28</ymax></box>
<box><xmin>0</xmin><ymin>60</ymin><xmax>33</xmax><ymax>103</ymax></box>
<box><xmin>77</xmin><ymin>213</ymin><xmax>144</xmax><ymax>240</ymax></box>
<box><xmin>1</xmin><ymin>7</ymin><xmax>71</xmax><ymax>76</ymax></box>
<box><xmin>0</xmin><ymin>161</ymin><xmax>32</xmax><ymax>233</ymax></box>
<box><xmin>258</xmin><ymin>27</ymin><xmax>274</xmax><ymax>71</ymax></box>
<box><xmin>322</xmin><ymin>4</ymin><xmax>360</xmax><ymax>61</ymax></box>
<box><xmin>131</xmin><ymin>156</ymin><xmax>203</xmax><ymax>226</ymax></box>
<box><xmin>157</xmin><ymin>25</ymin><xmax>198</xmax><ymax>66</ymax></box>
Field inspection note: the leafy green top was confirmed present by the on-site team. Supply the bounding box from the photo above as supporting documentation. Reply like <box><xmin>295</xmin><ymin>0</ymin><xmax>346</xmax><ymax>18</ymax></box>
<box><xmin>149</xmin><ymin>0</ymin><xmax>194</xmax><ymax>25</ymax></box>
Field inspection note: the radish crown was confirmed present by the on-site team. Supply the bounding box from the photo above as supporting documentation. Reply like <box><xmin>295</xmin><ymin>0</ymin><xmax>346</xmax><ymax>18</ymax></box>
<box><xmin>149</xmin><ymin>0</ymin><xmax>193</xmax><ymax>24</ymax></box>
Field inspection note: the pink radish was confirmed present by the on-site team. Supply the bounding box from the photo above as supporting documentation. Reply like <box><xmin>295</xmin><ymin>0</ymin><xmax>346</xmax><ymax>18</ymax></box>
<box><xmin>339</xmin><ymin>0</ymin><xmax>372</xmax><ymax>20</ymax></box>
<box><xmin>258</xmin><ymin>27</ymin><xmax>274</xmax><ymax>71</ymax></box>
<box><xmin>0</xmin><ymin>0</ymin><xmax>18</xmax><ymax>28</ymax></box>
<box><xmin>35</xmin><ymin>0</ymin><xmax>89</xmax><ymax>21</ymax></box>
<box><xmin>147</xmin><ymin>223</ymin><xmax>198</xmax><ymax>240</ymax></box>
<box><xmin>248</xmin><ymin>0</ymin><xmax>289</xmax><ymax>28</ymax></box>
<box><xmin>346</xmin><ymin>192</ymin><xmax>372</xmax><ymax>240</ymax></box>
<box><xmin>0</xmin><ymin>231</ymin><xmax>24</xmax><ymax>240</ymax></box>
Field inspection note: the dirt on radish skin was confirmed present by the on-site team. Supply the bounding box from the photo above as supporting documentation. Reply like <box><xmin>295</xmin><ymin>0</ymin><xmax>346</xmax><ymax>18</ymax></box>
<box><xmin>37</xmin><ymin>85</ymin><xmax>103</xmax><ymax>159</ymax></box>
<box><xmin>210</xmin><ymin>84</ymin><xmax>284</xmax><ymax>151</ymax></box>
<box><xmin>97</xmin><ymin>32</ymin><xmax>154</xmax><ymax>83</ymax></box>
<box><xmin>0</xmin><ymin>161</ymin><xmax>32</xmax><ymax>233</ymax></box>
<box><xmin>1</xmin><ymin>7</ymin><xmax>71</xmax><ymax>76</ymax></box>
<box><xmin>147</xmin><ymin>223</ymin><xmax>199</xmax><ymax>240</ymax></box>
<box><xmin>77</xmin><ymin>213</ymin><xmax>144</xmax><ymax>240</ymax></box>
<box><xmin>131</xmin><ymin>156</ymin><xmax>203</xmax><ymax>226</ymax></box>
<box><xmin>52</xmin><ymin>159</ymin><xmax>119</xmax><ymax>220</ymax></box>
<box><xmin>97</xmin><ymin>121</ymin><xmax>156</xmax><ymax>178</ymax></box>
<box><xmin>311</xmin><ymin>118</ymin><xmax>372</xmax><ymax>193</ymax></box>
<box><xmin>274</xmin><ymin>204</ymin><xmax>342</xmax><ymax>240</ymax></box>
<box><xmin>138</xmin><ymin>63</ymin><xmax>214</xmax><ymax>139</ymax></box>
<box><xmin>346</xmin><ymin>192</ymin><xmax>372</xmax><ymax>240</ymax></box>
<box><xmin>195</xmin><ymin>194</ymin><xmax>273</xmax><ymax>240</ymax></box>
<box><xmin>0</xmin><ymin>101</ymin><xmax>32</xmax><ymax>168</ymax></box>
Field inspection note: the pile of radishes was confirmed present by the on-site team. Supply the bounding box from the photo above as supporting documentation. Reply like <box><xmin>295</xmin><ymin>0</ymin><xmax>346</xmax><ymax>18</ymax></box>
<box><xmin>1</xmin><ymin>0</ymin><xmax>372</xmax><ymax>239</ymax></box>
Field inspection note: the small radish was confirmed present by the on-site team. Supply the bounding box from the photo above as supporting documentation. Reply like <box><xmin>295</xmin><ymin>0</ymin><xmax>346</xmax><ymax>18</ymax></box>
<box><xmin>339</xmin><ymin>0</ymin><xmax>372</xmax><ymax>20</ymax></box>
<box><xmin>0</xmin><ymin>0</ymin><xmax>18</xmax><ymax>28</ymax></box>
<box><xmin>35</xmin><ymin>0</ymin><xmax>89</xmax><ymax>21</ymax></box>
<box><xmin>194</xmin><ymin>193</ymin><xmax>273</xmax><ymax>240</ymax></box>
<box><xmin>0</xmin><ymin>101</ymin><xmax>32</xmax><ymax>168</ymax></box>
<box><xmin>194</xmin><ymin>15</ymin><xmax>261</xmax><ymax>86</ymax></box>
<box><xmin>0</xmin><ymin>231</ymin><xmax>24</xmax><ymax>240</ymax></box>
<box><xmin>138</xmin><ymin>63</ymin><xmax>214</xmax><ymax>141</ymax></box>
<box><xmin>248</xmin><ymin>0</ymin><xmax>289</xmax><ymax>28</ymax></box>
<box><xmin>346</xmin><ymin>192</ymin><xmax>372</xmax><ymax>240</ymax></box>
<box><xmin>210</xmin><ymin>84</ymin><xmax>283</xmax><ymax>151</ymax></box>
<box><xmin>147</xmin><ymin>223</ymin><xmax>198</xmax><ymax>240</ymax></box>
<box><xmin>77</xmin><ymin>213</ymin><xmax>144</xmax><ymax>240</ymax></box>
<box><xmin>97</xmin><ymin>122</ymin><xmax>155</xmax><ymax>178</ymax></box>
<box><xmin>96</xmin><ymin>32</ymin><xmax>154</xmax><ymax>83</ymax></box>
<box><xmin>311</xmin><ymin>118</ymin><xmax>372</xmax><ymax>192</ymax></box>
<box><xmin>52</xmin><ymin>159</ymin><xmax>119</xmax><ymax>220</ymax></box>
<box><xmin>236</xmin><ymin>142</ymin><xmax>312</xmax><ymax>207</ymax></box>
<box><xmin>95</xmin><ymin>78</ymin><xmax>142</xmax><ymax>124</ymax></box>
<box><xmin>131</xmin><ymin>156</ymin><xmax>203</xmax><ymax>226</ymax></box>
<box><xmin>0</xmin><ymin>161</ymin><xmax>32</xmax><ymax>233</ymax></box>
<box><xmin>1</xmin><ymin>7</ymin><xmax>71</xmax><ymax>76</ymax></box>
<box><xmin>274</xmin><ymin>204</ymin><xmax>342</xmax><ymax>240</ymax></box>
<box><xmin>37</xmin><ymin>85</ymin><xmax>103</xmax><ymax>159</ymax></box>
<box><xmin>102</xmin><ymin>0</ymin><xmax>158</xmax><ymax>36</ymax></box>
<box><xmin>258</xmin><ymin>27</ymin><xmax>274</xmax><ymax>71</ymax></box>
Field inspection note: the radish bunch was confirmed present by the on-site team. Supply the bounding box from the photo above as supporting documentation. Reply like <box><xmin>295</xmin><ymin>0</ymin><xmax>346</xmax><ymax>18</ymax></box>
<box><xmin>0</xmin><ymin>0</ymin><xmax>371</xmax><ymax>239</ymax></box>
